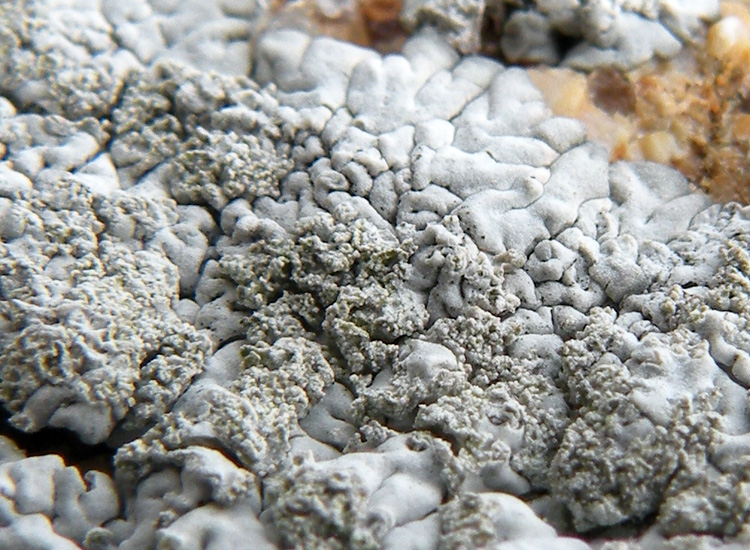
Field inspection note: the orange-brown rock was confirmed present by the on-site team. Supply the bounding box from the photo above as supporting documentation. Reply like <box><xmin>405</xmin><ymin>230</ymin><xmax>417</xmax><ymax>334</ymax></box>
<box><xmin>269</xmin><ymin>0</ymin><xmax>407</xmax><ymax>51</ymax></box>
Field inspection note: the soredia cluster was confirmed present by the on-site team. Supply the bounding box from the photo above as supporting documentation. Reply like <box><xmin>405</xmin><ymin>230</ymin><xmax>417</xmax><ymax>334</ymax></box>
<box><xmin>1</xmin><ymin>0</ymin><xmax>749</xmax><ymax>549</ymax></box>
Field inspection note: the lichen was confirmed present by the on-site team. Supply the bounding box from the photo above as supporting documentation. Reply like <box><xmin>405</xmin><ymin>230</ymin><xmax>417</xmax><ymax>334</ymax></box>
<box><xmin>0</xmin><ymin>178</ymin><xmax>210</xmax><ymax>444</ymax></box>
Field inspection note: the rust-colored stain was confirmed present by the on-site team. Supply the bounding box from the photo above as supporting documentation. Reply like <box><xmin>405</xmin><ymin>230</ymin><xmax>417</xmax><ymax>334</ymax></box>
<box><xmin>588</xmin><ymin>68</ymin><xmax>637</xmax><ymax>116</ymax></box>
<box><xmin>270</xmin><ymin>0</ymin><xmax>406</xmax><ymax>52</ymax></box>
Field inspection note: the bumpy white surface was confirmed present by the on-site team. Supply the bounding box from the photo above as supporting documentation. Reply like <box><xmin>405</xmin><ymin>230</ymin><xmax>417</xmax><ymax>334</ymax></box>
<box><xmin>1</xmin><ymin>1</ymin><xmax>750</xmax><ymax>549</ymax></box>
<box><xmin>401</xmin><ymin>0</ymin><xmax>720</xmax><ymax>68</ymax></box>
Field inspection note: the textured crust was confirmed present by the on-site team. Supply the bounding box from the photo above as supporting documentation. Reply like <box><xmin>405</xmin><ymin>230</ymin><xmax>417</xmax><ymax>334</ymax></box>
<box><xmin>1</xmin><ymin>2</ymin><xmax>750</xmax><ymax>550</ymax></box>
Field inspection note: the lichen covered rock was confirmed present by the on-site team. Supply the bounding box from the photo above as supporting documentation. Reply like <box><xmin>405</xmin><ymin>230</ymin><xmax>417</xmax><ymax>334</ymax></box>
<box><xmin>2</xmin><ymin>2</ymin><xmax>750</xmax><ymax>550</ymax></box>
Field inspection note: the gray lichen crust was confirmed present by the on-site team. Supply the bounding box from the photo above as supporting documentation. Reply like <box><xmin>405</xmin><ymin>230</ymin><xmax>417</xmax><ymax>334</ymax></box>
<box><xmin>1</xmin><ymin>1</ymin><xmax>748</xmax><ymax>550</ymax></box>
<box><xmin>401</xmin><ymin>0</ymin><xmax>720</xmax><ymax>69</ymax></box>
<box><xmin>0</xmin><ymin>177</ymin><xmax>211</xmax><ymax>444</ymax></box>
